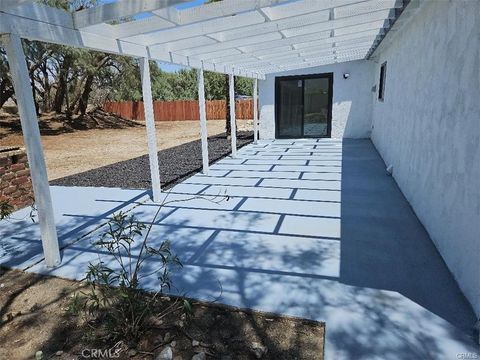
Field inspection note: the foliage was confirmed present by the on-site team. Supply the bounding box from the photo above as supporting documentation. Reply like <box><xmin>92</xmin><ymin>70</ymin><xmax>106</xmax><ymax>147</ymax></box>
<box><xmin>0</xmin><ymin>0</ymin><xmax>253</xmax><ymax>121</ymax></box>
<box><xmin>71</xmin><ymin>211</ymin><xmax>186</xmax><ymax>343</ymax></box>
<box><xmin>0</xmin><ymin>200</ymin><xmax>14</xmax><ymax>221</ymax></box>
<box><xmin>69</xmin><ymin>192</ymin><xmax>228</xmax><ymax>344</ymax></box>
<box><xmin>0</xmin><ymin>47</ymin><xmax>14</xmax><ymax>109</ymax></box>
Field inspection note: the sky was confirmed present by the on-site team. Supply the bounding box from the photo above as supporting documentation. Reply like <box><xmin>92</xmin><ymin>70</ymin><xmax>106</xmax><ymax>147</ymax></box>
<box><xmin>99</xmin><ymin>0</ymin><xmax>207</xmax><ymax>73</ymax></box>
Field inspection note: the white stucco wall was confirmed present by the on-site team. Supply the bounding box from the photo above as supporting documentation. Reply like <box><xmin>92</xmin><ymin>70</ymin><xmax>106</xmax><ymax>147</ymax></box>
<box><xmin>258</xmin><ymin>60</ymin><xmax>374</xmax><ymax>139</ymax></box>
<box><xmin>370</xmin><ymin>0</ymin><xmax>480</xmax><ymax>317</ymax></box>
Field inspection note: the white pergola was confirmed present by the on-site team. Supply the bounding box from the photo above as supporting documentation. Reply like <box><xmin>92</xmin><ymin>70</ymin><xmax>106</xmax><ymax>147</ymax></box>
<box><xmin>0</xmin><ymin>0</ymin><xmax>412</xmax><ymax>266</ymax></box>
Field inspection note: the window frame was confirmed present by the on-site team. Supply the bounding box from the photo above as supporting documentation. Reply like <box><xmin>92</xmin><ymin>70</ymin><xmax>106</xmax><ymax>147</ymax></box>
<box><xmin>378</xmin><ymin>61</ymin><xmax>387</xmax><ymax>101</ymax></box>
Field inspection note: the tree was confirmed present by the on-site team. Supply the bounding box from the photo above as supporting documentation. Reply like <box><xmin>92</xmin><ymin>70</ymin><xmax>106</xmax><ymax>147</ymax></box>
<box><xmin>0</xmin><ymin>48</ymin><xmax>14</xmax><ymax>109</ymax></box>
<box><xmin>0</xmin><ymin>0</ymin><xmax>254</xmax><ymax>126</ymax></box>
<box><xmin>0</xmin><ymin>0</ymin><xmax>121</xmax><ymax>116</ymax></box>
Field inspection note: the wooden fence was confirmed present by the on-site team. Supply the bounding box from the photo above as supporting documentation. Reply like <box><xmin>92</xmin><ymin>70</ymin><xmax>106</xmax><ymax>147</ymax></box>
<box><xmin>103</xmin><ymin>99</ymin><xmax>253</xmax><ymax>121</ymax></box>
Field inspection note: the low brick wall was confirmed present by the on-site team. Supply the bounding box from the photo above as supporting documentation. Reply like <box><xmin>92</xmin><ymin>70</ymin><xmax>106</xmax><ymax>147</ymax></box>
<box><xmin>0</xmin><ymin>147</ymin><xmax>34</xmax><ymax>210</ymax></box>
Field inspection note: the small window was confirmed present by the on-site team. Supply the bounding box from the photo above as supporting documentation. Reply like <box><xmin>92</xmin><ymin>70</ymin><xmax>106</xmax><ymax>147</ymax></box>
<box><xmin>378</xmin><ymin>61</ymin><xmax>387</xmax><ymax>101</ymax></box>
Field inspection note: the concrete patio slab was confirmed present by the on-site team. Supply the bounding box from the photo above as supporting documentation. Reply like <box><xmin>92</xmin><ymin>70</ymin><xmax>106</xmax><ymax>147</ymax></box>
<box><xmin>261</xmin><ymin>178</ymin><xmax>341</xmax><ymax>190</ymax></box>
<box><xmin>273</xmin><ymin>165</ymin><xmax>342</xmax><ymax>173</ymax></box>
<box><xmin>191</xmin><ymin>230</ymin><xmax>341</xmax><ymax>278</ymax></box>
<box><xmin>1</xmin><ymin>139</ymin><xmax>477</xmax><ymax>359</ymax></box>
<box><xmin>199</xmin><ymin>184</ymin><xmax>293</xmax><ymax>199</ymax></box>
<box><xmin>309</xmin><ymin>160</ymin><xmax>343</xmax><ymax>166</ymax></box>
<box><xmin>239</xmin><ymin>197</ymin><xmax>341</xmax><ymax>217</ymax></box>
<box><xmin>294</xmin><ymin>188</ymin><xmax>342</xmax><ymax>202</ymax></box>
<box><xmin>0</xmin><ymin>187</ymin><xmax>149</xmax><ymax>269</ymax></box>
<box><xmin>245</xmin><ymin>159</ymin><xmax>308</xmax><ymax>165</ymax></box>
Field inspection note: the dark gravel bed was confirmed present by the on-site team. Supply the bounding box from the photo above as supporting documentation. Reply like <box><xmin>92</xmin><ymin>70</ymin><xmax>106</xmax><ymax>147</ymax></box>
<box><xmin>50</xmin><ymin>131</ymin><xmax>253</xmax><ymax>189</ymax></box>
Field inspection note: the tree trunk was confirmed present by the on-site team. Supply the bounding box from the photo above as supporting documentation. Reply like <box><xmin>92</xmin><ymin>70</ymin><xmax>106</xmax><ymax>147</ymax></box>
<box><xmin>76</xmin><ymin>73</ymin><xmax>94</xmax><ymax>116</ymax></box>
<box><xmin>0</xmin><ymin>79</ymin><xmax>14</xmax><ymax>109</ymax></box>
<box><xmin>0</xmin><ymin>92</ymin><xmax>13</xmax><ymax>109</ymax></box>
<box><xmin>41</xmin><ymin>63</ymin><xmax>51</xmax><ymax>112</ymax></box>
<box><xmin>29</xmin><ymin>71</ymin><xmax>40</xmax><ymax>115</ymax></box>
<box><xmin>53</xmin><ymin>56</ymin><xmax>72</xmax><ymax>113</ymax></box>
<box><xmin>72</xmin><ymin>54</ymin><xmax>110</xmax><ymax>116</ymax></box>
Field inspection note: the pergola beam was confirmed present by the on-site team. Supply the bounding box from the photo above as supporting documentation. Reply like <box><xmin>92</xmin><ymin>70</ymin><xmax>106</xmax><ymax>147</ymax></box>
<box><xmin>0</xmin><ymin>11</ymin><xmax>263</xmax><ymax>79</ymax></box>
<box><xmin>147</xmin><ymin>47</ymin><xmax>263</xmax><ymax>78</ymax></box>
<box><xmin>208</xmin><ymin>4</ymin><xmax>396</xmax><ymax>43</ymax></box>
<box><xmin>259</xmin><ymin>0</ymin><xmax>390</xmax><ymax>20</ymax></box>
<box><xmin>210</xmin><ymin>39</ymin><xmax>379</xmax><ymax>66</ymax></box>
<box><xmin>0</xmin><ymin>0</ymin><xmax>35</xmax><ymax>11</ymax></box>
<box><xmin>123</xmin><ymin>11</ymin><xmax>266</xmax><ymax>45</ymax></box>
<box><xmin>115</xmin><ymin>0</ymin><xmax>288</xmax><ymax>40</ymax></box>
<box><xmin>73</xmin><ymin>0</ymin><xmax>187</xmax><ymax>29</ymax></box>
<box><xmin>171</xmin><ymin>19</ymin><xmax>387</xmax><ymax>57</ymax></box>
<box><xmin>211</xmin><ymin>30</ymin><xmax>382</xmax><ymax>73</ymax></box>
<box><xmin>1</xmin><ymin>2</ymin><xmax>74</xmax><ymax>27</ymax></box>
<box><xmin>253</xmin><ymin>52</ymin><xmax>369</xmax><ymax>74</ymax></box>
<box><xmin>175</xmin><ymin>32</ymin><xmax>284</xmax><ymax>57</ymax></box>
<box><xmin>153</xmin><ymin>0</ymin><xmax>289</xmax><ymax>25</ymax></box>
<box><xmin>239</xmin><ymin>28</ymin><xmax>383</xmax><ymax>53</ymax></box>
<box><xmin>258</xmin><ymin>41</ymin><xmax>377</xmax><ymax>60</ymax></box>
<box><xmin>1</xmin><ymin>33</ymin><xmax>61</xmax><ymax>267</ymax></box>
<box><xmin>118</xmin><ymin>0</ymin><xmax>400</xmax><ymax>47</ymax></box>
<box><xmin>0</xmin><ymin>12</ymin><xmax>147</xmax><ymax>58</ymax></box>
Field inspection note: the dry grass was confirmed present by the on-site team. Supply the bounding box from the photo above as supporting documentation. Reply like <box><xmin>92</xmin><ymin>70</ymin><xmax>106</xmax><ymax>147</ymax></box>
<box><xmin>0</xmin><ymin>112</ymin><xmax>252</xmax><ymax>180</ymax></box>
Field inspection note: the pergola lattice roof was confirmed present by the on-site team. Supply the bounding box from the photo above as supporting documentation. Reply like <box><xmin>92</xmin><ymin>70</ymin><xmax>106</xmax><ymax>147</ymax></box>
<box><xmin>0</xmin><ymin>0</ymin><xmax>412</xmax><ymax>79</ymax></box>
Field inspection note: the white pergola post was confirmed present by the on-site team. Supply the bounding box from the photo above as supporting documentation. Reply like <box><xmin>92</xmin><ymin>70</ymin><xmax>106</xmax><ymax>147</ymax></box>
<box><xmin>229</xmin><ymin>73</ymin><xmax>237</xmax><ymax>158</ymax></box>
<box><xmin>139</xmin><ymin>57</ymin><xmax>162</xmax><ymax>202</ymax></box>
<box><xmin>1</xmin><ymin>33</ymin><xmax>60</xmax><ymax>267</ymax></box>
<box><xmin>197</xmin><ymin>67</ymin><xmax>209</xmax><ymax>175</ymax></box>
<box><xmin>253</xmin><ymin>77</ymin><xmax>258</xmax><ymax>144</ymax></box>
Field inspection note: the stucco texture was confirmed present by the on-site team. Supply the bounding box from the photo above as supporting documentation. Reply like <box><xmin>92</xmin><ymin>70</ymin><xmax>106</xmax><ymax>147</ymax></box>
<box><xmin>258</xmin><ymin>60</ymin><xmax>374</xmax><ymax>139</ymax></box>
<box><xmin>370</xmin><ymin>0</ymin><xmax>480</xmax><ymax>317</ymax></box>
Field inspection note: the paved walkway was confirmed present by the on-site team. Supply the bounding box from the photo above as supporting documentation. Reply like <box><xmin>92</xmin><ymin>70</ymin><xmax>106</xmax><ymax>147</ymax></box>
<box><xmin>1</xmin><ymin>139</ymin><xmax>477</xmax><ymax>359</ymax></box>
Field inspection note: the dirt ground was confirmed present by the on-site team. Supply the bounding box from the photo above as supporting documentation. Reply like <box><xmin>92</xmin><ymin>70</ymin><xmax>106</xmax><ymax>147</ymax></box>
<box><xmin>0</xmin><ymin>111</ymin><xmax>252</xmax><ymax>180</ymax></box>
<box><xmin>0</xmin><ymin>268</ymin><xmax>325</xmax><ymax>360</ymax></box>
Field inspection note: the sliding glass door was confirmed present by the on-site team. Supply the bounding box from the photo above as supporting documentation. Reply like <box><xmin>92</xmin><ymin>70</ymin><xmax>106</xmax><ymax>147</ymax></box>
<box><xmin>277</xmin><ymin>78</ymin><xmax>303</xmax><ymax>138</ymax></box>
<box><xmin>275</xmin><ymin>73</ymin><xmax>333</xmax><ymax>138</ymax></box>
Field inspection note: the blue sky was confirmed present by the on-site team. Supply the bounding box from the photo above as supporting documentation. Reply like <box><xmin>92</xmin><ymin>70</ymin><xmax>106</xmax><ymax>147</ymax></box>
<box><xmin>99</xmin><ymin>0</ymin><xmax>206</xmax><ymax>72</ymax></box>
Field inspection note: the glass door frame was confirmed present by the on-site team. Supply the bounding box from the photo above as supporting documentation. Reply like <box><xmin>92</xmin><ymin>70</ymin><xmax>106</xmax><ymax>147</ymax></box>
<box><xmin>275</xmin><ymin>72</ymin><xmax>334</xmax><ymax>139</ymax></box>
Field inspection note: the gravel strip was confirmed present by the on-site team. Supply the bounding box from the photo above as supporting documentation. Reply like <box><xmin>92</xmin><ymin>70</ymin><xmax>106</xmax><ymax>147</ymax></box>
<box><xmin>50</xmin><ymin>131</ymin><xmax>253</xmax><ymax>189</ymax></box>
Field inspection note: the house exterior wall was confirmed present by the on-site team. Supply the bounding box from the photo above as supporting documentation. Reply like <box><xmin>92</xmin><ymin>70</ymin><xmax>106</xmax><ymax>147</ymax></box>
<box><xmin>370</xmin><ymin>0</ymin><xmax>480</xmax><ymax>317</ymax></box>
<box><xmin>258</xmin><ymin>60</ymin><xmax>374</xmax><ymax>139</ymax></box>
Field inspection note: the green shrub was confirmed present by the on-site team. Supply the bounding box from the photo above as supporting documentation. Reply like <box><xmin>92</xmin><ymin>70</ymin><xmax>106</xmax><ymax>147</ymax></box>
<box><xmin>74</xmin><ymin>211</ymin><xmax>185</xmax><ymax>343</ymax></box>
<box><xmin>71</xmin><ymin>193</ymin><xmax>227</xmax><ymax>344</ymax></box>
<box><xmin>0</xmin><ymin>200</ymin><xmax>14</xmax><ymax>220</ymax></box>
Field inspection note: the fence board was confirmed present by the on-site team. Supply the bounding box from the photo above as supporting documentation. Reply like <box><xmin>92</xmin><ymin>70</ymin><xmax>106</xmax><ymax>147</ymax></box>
<box><xmin>103</xmin><ymin>99</ymin><xmax>253</xmax><ymax>121</ymax></box>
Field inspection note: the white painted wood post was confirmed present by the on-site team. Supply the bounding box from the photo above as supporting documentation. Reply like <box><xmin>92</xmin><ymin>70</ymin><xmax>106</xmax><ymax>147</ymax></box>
<box><xmin>253</xmin><ymin>77</ymin><xmax>258</xmax><ymax>144</ymax></box>
<box><xmin>1</xmin><ymin>34</ymin><xmax>60</xmax><ymax>267</ymax></box>
<box><xmin>139</xmin><ymin>57</ymin><xmax>162</xmax><ymax>202</ymax></box>
<box><xmin>229</xmin><ymin>73</ymin><xmax>237</xmax><ymax>158</ymax></box>
<box><xmin>197</xmin><ymin>67</ymin><xmax>209</xmax><ymax>175</ymax></box>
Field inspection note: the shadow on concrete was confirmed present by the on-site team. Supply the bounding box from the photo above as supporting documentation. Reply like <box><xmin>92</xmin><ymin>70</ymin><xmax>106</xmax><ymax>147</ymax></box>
<box><xmin>1</xmin><ymin>139</ymin><xmax>478</xmax><ymax>359</ymax></box>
